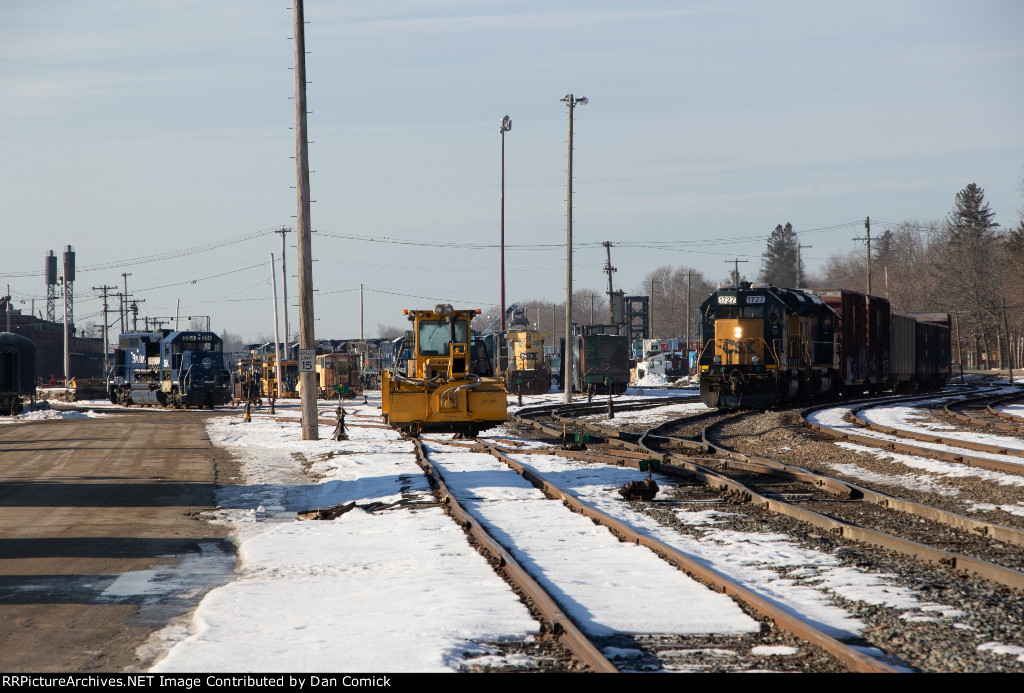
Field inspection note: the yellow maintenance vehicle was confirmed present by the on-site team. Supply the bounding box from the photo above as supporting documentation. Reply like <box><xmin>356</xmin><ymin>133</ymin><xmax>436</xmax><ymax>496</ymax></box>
<box><xmin>381</xmin><ymin>304</ymin><xmax>507</xmax><ymax>437</ymax></box>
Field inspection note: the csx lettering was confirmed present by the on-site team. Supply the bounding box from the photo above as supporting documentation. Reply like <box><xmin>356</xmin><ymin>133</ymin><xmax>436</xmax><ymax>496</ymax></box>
<box><xmin>721</xmin><ymin>340</ymin><xmax>757</xmax><ymax>356</ymax></box>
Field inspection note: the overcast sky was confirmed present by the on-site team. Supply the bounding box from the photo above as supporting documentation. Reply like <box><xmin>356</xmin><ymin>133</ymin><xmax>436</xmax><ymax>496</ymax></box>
<box><xmin>2</xmin><ymin>1</ymin><xmax>1022</xmax><ymax>342</ymax></box>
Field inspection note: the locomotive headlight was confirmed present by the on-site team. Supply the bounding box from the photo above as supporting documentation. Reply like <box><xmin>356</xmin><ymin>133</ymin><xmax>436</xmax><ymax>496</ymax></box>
<box><xmin>433</xmin><ymin>304</ymin><xmax>444</xmax><ymax>316</ymax></box>
<box><xmin>713</xmin><ymin>355</ymin><xmax>722</xmax><ymax>365</ymax></box>
<box><xmin>733</xmin><ymin>326</ymin><xmax>743</xmax><ymax>339</ymax></box>
<box><xmin>752</xmin><ymin>355</ymin><xmax>760</xmax><ymax>365</ymax></box>
<box><xmin>443</xmin><ymin>304</ymin><xmax>454</xmax><ymax>316</ymax></box>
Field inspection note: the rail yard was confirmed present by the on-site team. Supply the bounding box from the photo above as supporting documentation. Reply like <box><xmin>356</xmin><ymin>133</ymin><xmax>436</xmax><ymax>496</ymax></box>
<box><xmin>1</xmin><ymin>375</ymin><xmax>1023</xmax><ymax>673</ymax></box>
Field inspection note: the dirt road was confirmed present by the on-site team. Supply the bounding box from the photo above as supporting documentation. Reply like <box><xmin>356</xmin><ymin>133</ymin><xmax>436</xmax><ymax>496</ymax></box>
<box><xmin>0</xmin><ymin>408</ymin><xmax>239</xmax><ymax>672</ymax></box>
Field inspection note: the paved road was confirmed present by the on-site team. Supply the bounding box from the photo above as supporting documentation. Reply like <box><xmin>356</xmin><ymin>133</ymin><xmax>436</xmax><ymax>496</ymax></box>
<box><xmin>0</xmin><ymin>409</ymin><xmax>239</xmax><ymax>672</ymax></box>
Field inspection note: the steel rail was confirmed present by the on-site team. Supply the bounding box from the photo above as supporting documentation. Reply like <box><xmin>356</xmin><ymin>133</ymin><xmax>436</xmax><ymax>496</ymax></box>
<box><xmin>802</xmin><ymin>394</ymin><xmax>1024</xmax><ymax>476</ymax></box>
<box><xmin>693</xmin><ymin>411</ymin><xmax>1024</xmax><ymax>550</ymax></box>
<box><xmin>692</xmin><ymin>411</ymin><xmax>1024</xmax><ymax>588</ymax></box>
<box><xmin>988</xmin><ymin>394</ymin><xmax>1024</xmax><ymax>426</ymax></box>
<box><xmin>514</xmin><ymin>396</ymin><xmax>1024</xmax><ymax>590</ymax></box>
<box><xmin>409</xmin><ymin>438</ymin><xmax>618</xmax><ymax>673</ymax></box>
<box><xmin>944</xmin><ymin>391</ymin><xmax>1024</xmax><ymax>434</ymax></box>
<box><xmin>463</xmin><ymin>439</ymin><xmax>897</xmax><ymax>674</ymax></box>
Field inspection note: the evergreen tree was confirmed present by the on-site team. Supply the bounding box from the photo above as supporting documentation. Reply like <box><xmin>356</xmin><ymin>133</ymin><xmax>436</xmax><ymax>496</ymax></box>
<box><xmin>873</xmin><ymin>229</ymin><xmax>895</xmax><ymax>265</ymax></box>
<box><xmin>946</xmin><ymin>183</ymin><xmax>998</xmax><ymax>244</ymax></box>
<box><xmin>760</xmin><ymin>223</ymin><xmax>801</xmax><ymax>287</ymax></box>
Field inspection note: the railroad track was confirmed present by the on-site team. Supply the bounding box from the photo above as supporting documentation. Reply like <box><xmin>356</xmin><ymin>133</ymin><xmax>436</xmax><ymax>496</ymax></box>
<box><xmin>505</xmin><ymin>390</ymin><xmax>1024</xmax><ymax>672</ymax></box>
<box><xmin>803</xmin><ymin>388</ymin><xmax>1024</xmax><ymax>476</ymax></box>
<box><xmin>414</xmin><ymin>434</ymin><xmax>894</xmax><ymax>673</ymax></box>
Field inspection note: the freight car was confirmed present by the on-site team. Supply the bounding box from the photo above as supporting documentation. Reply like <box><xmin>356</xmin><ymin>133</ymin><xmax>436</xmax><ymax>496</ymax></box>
<box><xmin>108</xmin><ymin>330</ymin><xmax>231</xmax><ymax>408</ymax></box>
<box><xmin>568</xmin><ymin>326</ymin><xmax>631</xmax><ymax>396</ymax></box>
<box><xmin>0</xmin><ymin>332</ymin><xmax>36</xmax><ymax>415</ymax></box>
<box><xmin>698</xmin><ymin>282</ymin><xmax>951</xmax><ymax>409</ymax></box>
<box><xmin>381</xmin><ymin>304</ymin><xmax>507</xmax><ymax>437</ymax></box>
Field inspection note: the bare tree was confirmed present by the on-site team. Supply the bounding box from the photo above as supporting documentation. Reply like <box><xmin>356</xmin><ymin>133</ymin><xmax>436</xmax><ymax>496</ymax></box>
<box><xmin>634</xmin><ymin>265</ymin><xmax>716</xmax><ymax>340</ymax></box>
<box><xmin>376</xmin><ymin>324</ymin><xmax>405</xmax><ymax>340</ymax></box>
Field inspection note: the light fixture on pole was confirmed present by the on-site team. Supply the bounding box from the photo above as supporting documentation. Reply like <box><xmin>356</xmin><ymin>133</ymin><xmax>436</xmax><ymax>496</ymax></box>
<box><xmin>561</xmin><ymin>93</ymin><xmax>587</xmax><ymax>404</ymax></box>
<box><xmin>500</xmin><ymin>115</ymin><xmax>511</xmax><ymax>339</ymax></box>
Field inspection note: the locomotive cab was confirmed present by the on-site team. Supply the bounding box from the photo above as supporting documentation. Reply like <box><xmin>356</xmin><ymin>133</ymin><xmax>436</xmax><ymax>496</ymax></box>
<box><xmin>699</xmin><ymin>283</ymin><xmax>837</xmax><ymax>408</ymax></box>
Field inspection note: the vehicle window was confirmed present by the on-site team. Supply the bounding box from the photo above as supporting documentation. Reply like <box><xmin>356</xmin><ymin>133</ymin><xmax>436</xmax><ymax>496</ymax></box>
<box><xmin>418</xmin><ymin>320</ymin><xmax>469</xmax><ymax>355</ymax></box>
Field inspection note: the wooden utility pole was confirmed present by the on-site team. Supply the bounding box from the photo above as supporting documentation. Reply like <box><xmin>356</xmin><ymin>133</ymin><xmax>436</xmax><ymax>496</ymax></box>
<box><xmin>854</xmin><ymin>217</ymin><xmax>871</xmax><ymax>294</ymax></box>
<box><xmin>650</xmin><ymin>278</ymin><xmax>661</xmax><ymax>338</ymax></box>
<box><xmin>270</xmin><ymin>254</ymin><xmax>284</xmax><ymax>403</ymax></box>
<box><xmin>796</xmin><ymin>244</ymin><xmax>811</xmax><ymax>289</ymax></box>
<box><xmin>92</xmin><ymin>285</ymin><xmax>116</xmax><ymax>375</ymax></box>
<box><xmin>275</xmin><ymin>227</ymin><xmax>291</xmax><ymax>345</ymax></box>
<box><xmin>1002</xmin><ymin>299</ymin><xmax>1014</xmax><ymax>384</ymax></box>
<box><xmin>685</xmin><ymin>269</ymin><xmax>691</xmax><ymax>351</ymax></box>
<box><xmin>293</xmin><ymin>0</ymin><xmax>318</xmax><ymax>439</ymax></box>
<box><xmin>725</xmin><ymin>258</ymin><xmax>748</xmax><ymax>286</ymax></box>
<box><xmin>603</xmin><ymin>241</ymin><xmax>616</xmax><ymax>323</ymax></box>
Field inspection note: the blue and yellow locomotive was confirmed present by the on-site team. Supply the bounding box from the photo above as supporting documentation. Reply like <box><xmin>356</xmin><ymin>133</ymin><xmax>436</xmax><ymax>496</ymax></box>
<box><xmin>108</xmin><ymin>330</ymin><xmax>231</xmax><ymax>408</ymax></box>
<box><xmin>698</xmin><ymin>283</ymin><xmax>838</xmax><ymax>408</ymax></box>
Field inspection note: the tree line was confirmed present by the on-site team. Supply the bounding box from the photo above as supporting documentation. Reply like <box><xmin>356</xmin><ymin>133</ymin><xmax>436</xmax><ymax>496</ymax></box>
<box><xmin>371</xmin><ymin>181</ymin><xmax>1023</xmax><ymax>371</ymax></box>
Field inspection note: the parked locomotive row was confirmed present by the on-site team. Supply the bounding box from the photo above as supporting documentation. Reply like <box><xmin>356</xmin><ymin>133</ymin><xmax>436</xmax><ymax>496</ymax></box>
<box><xmin>0</xmin><ymin>280</ymin><xmax>962</xmax><ymax>433</ymax></box>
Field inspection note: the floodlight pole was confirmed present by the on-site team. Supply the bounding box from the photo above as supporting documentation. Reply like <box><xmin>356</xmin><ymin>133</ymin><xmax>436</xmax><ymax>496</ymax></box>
<box><xmin>561</xmin><ymin>93</ymin><xmax>587</xmax><ymax>404</ymax></box>
<box><xmin>500</xmin><ymin>115</ymin><xmax>511</xmax><ymax>335</ymax></box>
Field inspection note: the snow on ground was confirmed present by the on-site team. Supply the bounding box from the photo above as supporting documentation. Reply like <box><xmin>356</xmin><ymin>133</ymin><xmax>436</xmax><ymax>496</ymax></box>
<box><xmin>832</xmin><ymin>442</ymin><xmax>1024</xmax><ymax>517</ymax></box>
<box><xmin>497</xmin><ymin>451</ymin><xmax>959</xmax><ymax>642</ymax></box>
<box><xmin>994</xmin><ymin>403</ymin><xmax>1024</xmax><ymax>420</ymax></box>
<box><xmin>808</xmin><ymin>404</ymin><xmax>1024</xmax><ymax>469</ymax></box>
<box><xmin>860</xmin><ymin>396</ymin><xmax>1024</xmax><ymax>453</ymax></box>
<box><xmin>0</xmin><ymin>406</ymin><xmax>112</xmax><ymax>424</ymax></box>
<box><xmin>578</xmin><ymin>401</ymin><xmax>711</xmax><ymax>427</ymax></box>
<box><xmin>119</xmin><ymin>390</ymin><xmax>979</xmax><ymax>670</ymax></box>
<box><xmin>148</xmin><ymin>415</ymin><xmax>539</xmax><ymax>672</ymax></box>
<box><xmin>423</xmin><ymin>443</ymin><xmax>759</xmax><ymax>637</ymax></box>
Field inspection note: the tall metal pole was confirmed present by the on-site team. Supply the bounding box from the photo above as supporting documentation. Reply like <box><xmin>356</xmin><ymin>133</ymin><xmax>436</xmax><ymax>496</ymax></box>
<box><xmin>561</xmin><ymin>94</ymin><xmax>587</xmax><ymax>403</ymax></box>
<box><xmin>360</xmin><ymin>283</ymin><xmax>364</xmax><ymax>340</ymax></box>
<box><xmin>293</xmin><ymin>0</ymin><xmax>318</xmax><ymax>439</ymax></box>
<box><xmin>63</xmin><ymin>275</ymin><xmax>69</xmax><ymax>383</ymax></box>
<box><xmin>500</xmin><ymin>116</ymin><xmax>511</xmax><ymax>333</ymax></box>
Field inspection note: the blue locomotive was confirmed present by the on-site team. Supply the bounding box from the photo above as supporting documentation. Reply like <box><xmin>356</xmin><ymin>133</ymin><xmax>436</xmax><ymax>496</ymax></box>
<box><xmin>108</xmin><ymin>330</ymin><xmax>231</xmax><ymax>408</ymax></box>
